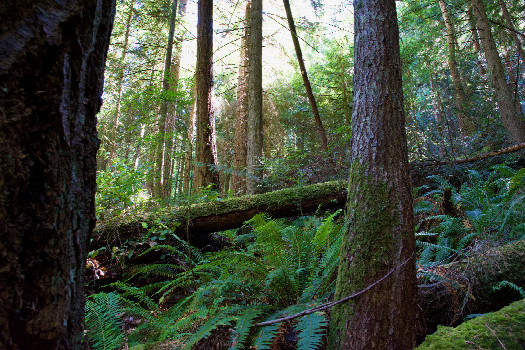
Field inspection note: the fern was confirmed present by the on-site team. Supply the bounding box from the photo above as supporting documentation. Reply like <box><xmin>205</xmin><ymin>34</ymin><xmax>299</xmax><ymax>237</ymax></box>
<box><xmin>295</xmin><ymin>312</ymin><xmax>327</xmax><ymax>350</ymax></box>
<box><xmin>493</xmin><ymin>280</ymin><xmax>525</xmax><ymax>298</ymax></box>
<box><xmin>183</xmin><ymin>307</ymin><xmax>239</xmax><ymax>350</ymax></box>
<box><xmin>85</xmin><ymin>292</ymin><xmax>126</xmax><ymax>350</ymax></box>
<box><xmin>229</xmin><ymin>307</ymin><xmax>264</xmax><ymax>350</ymax></box>
<box><xmin>253</xmin><ymin>322</ymin><xmax>281</xmax><ymax>350</ymax></box>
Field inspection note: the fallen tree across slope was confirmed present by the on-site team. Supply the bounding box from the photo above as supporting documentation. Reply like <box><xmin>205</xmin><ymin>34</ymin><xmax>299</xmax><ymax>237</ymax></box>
<box><xmin>92</xmin><ymin>180</ymin><xmax>347</xmax><ymax>249</ymax></box>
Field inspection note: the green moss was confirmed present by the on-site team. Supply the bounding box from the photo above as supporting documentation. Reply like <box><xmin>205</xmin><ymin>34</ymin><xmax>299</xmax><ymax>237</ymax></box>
<box><xmin>416</xmin><ymin>299</ymin><xmax>525</xmax><ymax>350</ymax></box>
<box><xmin>328</xmin><ymin>162</ymin><xmax>407</xmax><ymax>348</ymax></box>
<box><xmin>95</xmin><ymin>180</ymin><xmax>347</xmax><ymax>233</ymax></box>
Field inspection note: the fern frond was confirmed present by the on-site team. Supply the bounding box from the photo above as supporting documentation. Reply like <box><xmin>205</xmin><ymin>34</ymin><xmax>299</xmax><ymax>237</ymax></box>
<box><xmin>230</xmin><ymin>306</ymin><xmax>264</xmax><ymax>350</ymax></box>
<box><xmin>111</xmin><ymin>281</ymin><xmax>158</xmax><ymax>310</ymax></box>
<box><xmin>313</xmin><ymin>209</ymin><xmax>341</xmax><ymax>254</ymax></box>
<box><xmin>85</xmin><ymin>292</ymin><xmax>126</xmax><ymax>350</ymax></box>
<box><xmin>295</xmin><ymin>312</ymin><xmax>327</xmax><ymax>350</ymax></box>
<box><xmin>182</xmin><ymin>307</ymin><xmax>239</xmax><ymax>350</ymax></box>
<box><xmin>252</xmin><ymin>322</ymin><xmax>281</xmax><ymax>350</ymax></box>
<box><xmin>493</xmin><ymin>280</ymin><xmax>525</xmax><ymax>298</ymax></box>
<box><xmin>129</xmin><ymin>263</ymin><xmax>180</xmax><ymax>280</ymax></box>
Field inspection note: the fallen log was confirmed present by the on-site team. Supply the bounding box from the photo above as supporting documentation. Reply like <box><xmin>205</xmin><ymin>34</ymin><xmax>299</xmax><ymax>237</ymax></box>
<box><xmin>416</xmin><ymin>298</ymin><xmax>525</xmax><ymax>349</ymax></box>
<box><xmin>419</xmin><ymin>142</ymin><xmax>525</xmax><ymax>166</ymax></box>
<box><xmin>417</xmin><ymin>239</ymin><xmax>525</xmax><ymax>340</ymax></box>
<box><xmin>92</xmin><ymin>180</ymin><xmax>347</xmax><ymax>250</ymax></box>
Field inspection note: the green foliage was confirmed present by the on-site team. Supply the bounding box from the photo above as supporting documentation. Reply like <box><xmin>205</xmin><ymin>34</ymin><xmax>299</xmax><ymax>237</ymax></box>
<box><xmin>85</xmin><ymin>292</ymin><xmax>126</xmax><ymax>350</ymax></box>
<box><xmin>296</xmin><ymin>312</ymin><xmax>327</xmax><ymax>350</ymax></box>
<box><xmin>96</xmin><ymin>158</ymin><xmax>148</xmax><ymax>220</ymax></box>
<box><xmin>101</xmin><ymin>211</ymin><xmax>342</xmax><ymax>349</ymax></box>
<box><xmin>460</xmin><ymin>166</ymin><xmax>525</xmax><ymax>240</ymax></box>
<box><xmin>416</xmin><ymin>165</ymin><xmax>525</xmax><ymax>268</ymax></box>
<box><xmin>493</xmin><ymin>281</ymin><xmax>525</xmax><ymax>299</ymax></box>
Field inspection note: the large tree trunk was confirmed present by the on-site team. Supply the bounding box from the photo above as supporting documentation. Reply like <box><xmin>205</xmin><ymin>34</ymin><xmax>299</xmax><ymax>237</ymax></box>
<box><xmin>438</xmin><ymin>0</ymin><xmax>475</xmax><ymax>134</ymax></box>
<box><xmin>282</xmin><ymin>0</ymin><xmax>329</xmax><ymax>152</ymax></box>
<box><xmin>246</xmin><ymin>0</ymin><xmax>264</xmax><ymax>195</ymax></box>
<box><xmin>0</xmin><ymin>1</ymin><xmax>115</xmax><ymax>349</ymax></box>
<box><xmin>183</xmin><ymin>84</ymin><xmax>197</xmax><ymax>194</ymax></box>
<box><xmin>328</xmin><ymin>1</ymin><xmax>417</xmax><ymax>349</ymax></box>
<box><xmin>194</xmin><ymin>0</ymin><xmax>220</xmax><ymax>191</ymax></box>
<box><xmin>470</xmin><ymin>0</ymin><xmax>525</xmax><ymax>144</ymax></box>
<box><xmin>232</xmin><ymin>0</ymin><xmax>251</xmax><ymax>196</ymax></box>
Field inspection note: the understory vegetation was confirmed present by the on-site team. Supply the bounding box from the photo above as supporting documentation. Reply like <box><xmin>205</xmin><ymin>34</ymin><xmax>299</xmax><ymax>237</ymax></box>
<box><xmin>85</xmin><ymin>161</ymin><xmax>525</xmax><ymax>350</ymax></box>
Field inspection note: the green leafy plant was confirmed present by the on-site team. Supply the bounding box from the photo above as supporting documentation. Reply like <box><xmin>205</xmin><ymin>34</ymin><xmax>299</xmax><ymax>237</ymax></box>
<box><xmin>96</xmin><ymin>158</ymin><xmax>149</xmax><ymax>220</ymax></box>
<box><xmin>415</xmin><ymin>165</ymin><xmax>525</xmax><ymax>268</ymax></box>
<box><xmin>84</xmin><ymin>292</ymin><xmax>126</xmax><ymax>350</ymax></box>
<box><xmin>108</xmin><ymin>211</ymin><xmax>342</xmax><ymax>349</ymax></box>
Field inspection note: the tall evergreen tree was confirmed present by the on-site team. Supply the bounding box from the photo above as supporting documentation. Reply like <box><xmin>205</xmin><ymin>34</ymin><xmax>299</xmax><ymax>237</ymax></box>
<box><xmin>194</xmin><ymin>0</ymin><xmax>220</xmax><ymax>190</ymax></box>
<box><xmin>470</xmin><ymin>0</ymin><xmax>525</xmax><ymax>144</ymax></box>
<box><xmin>328</xmin><ymin>0</ymin><xmax>417</xmax><ymax>348</ymax></box>
<box><xmin>246</xmin><ymin>0</ymin><xmax>263</xmax><ymax>194</ymax></box>
<box><xmin>232</xmin><ymin>0</ymin><xmax>251</xmax><ymax>196</ymax></box>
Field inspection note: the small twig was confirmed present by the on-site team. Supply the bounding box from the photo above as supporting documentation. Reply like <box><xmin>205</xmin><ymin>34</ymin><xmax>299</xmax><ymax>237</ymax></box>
<box><xmin>485</xmin><ymin>323</ymin><xmax>507</xmax><ymax>350</ymax></box>
<box><xmin>254</xmin><ymin>254</ymin><xmax>414</xmax><ymax>327</ymax></box>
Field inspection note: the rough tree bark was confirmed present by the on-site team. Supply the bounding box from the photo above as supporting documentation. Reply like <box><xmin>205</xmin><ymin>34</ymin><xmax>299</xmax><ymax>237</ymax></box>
<box><xmin>194</xmin><ymin>0</ymin><xmax>220</xmax><ymax>190</ymax></box>
<box><xmin>327</xmin><ymin>0</ymin><xmax>417</xmax><ymax>349</ymax></box>
<box><xmin>0</xmin><ymin>1</ymin><xmax>115</xmax><ymax>349</ymax></box>
<box><xmin>232</xmin><ymin>0</ymin><xmax>251</xmax><ymax>196</ymax></box>
<box><xmin>470</xmin><ymin>0</ymin><xmax>525</xmax><ymax>144</ymax></box>
<box><xmin>246</xmin><ymin>0</ymin><xmax>264</xmax><ymax>194</ymax></box>
<box><xmin>282</xmin><ymin>0</ymin><xmax>329</xmax><ymax>152</ymax></box>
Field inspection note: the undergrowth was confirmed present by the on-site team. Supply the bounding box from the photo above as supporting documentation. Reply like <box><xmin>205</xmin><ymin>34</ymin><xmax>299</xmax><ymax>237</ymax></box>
<box><xmin>85</xmin><ymin>210</ymin><xmax>342</xmax><ymax>349</ymax></box>
<box><xmin>85</xmin><ymin>163</ymin><xmax>525</xmax><ymax>349</ymax></box>
<box><xmin>415</xmin><ymin>164</ymin><xmax>525</xmax><ymax>269</ymax></box>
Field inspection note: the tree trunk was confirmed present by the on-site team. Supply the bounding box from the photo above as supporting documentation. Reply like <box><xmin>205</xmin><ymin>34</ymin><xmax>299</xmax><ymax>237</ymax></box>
<box><xmin>194</xmin><ymin>0</ymin><xmax>220</xmax><ymax>191</ymax></box>
<box><xmin>328</xmin><ymin>1</ymin><xmax>417</xmax><ymax>349</ymax></box>
<box><xmin>470</xmin><ymin>0</ymin><xmax>525</xmax><ymax>144</ymax></box>
<box><xmin>107</xmin><ymin>0</ymin><xmax>135</xmax><ymax>169</ymax></box>
<box><xmin>183</xmin><ymin>84</ymin><xmax>197</xmax><ymax>194</ymax></box>
<box><xmin>283</xmin><ymin>0</ymin><xmax>329</xmax><ymax>152</ymax></box>
<box><xmin>153</xmin><ymin>0</ymin><xmax>178</xmax><ymax>200</ymax></box>
<box><xmin>438</xmin><ymin>0</ymin><xmax>475</xmax><ymax>134</ymax></box>
<box><xmin>0</xmin><ymin>1</ymin><xmax>115</xmax><ymax>348</ymax></box>
<box><xmin>232</xmin><ymin>0</ymin><xmax>251</xmax><ymax>196</ymax></box>
<box><xmin>466</xmin><ymin>4</ymin><xmax>487</xmax><ymax>76</ymax></box>
<box><xmin>246</xmin><ymin>0</ymin><xmax>264</xmax><ymax>194</ymax></box>
<box><xmin>498</xmin><ymin>0</ymin><xmax>525</xmax><ymax>71</ymax></box>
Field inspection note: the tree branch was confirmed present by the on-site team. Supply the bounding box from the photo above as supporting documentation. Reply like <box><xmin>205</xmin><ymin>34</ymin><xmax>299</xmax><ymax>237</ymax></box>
<box><xmin>253</xmin><ymin>254</ymin><xmax>414</xmax><ymax>327</ymax></box>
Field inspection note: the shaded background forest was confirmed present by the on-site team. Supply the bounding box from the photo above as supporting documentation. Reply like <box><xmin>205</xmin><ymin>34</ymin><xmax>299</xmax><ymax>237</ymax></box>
<box><xmin>96</xmin><ymin>0</ymin><xmax>524</xmax><ymax>208</ymax></box>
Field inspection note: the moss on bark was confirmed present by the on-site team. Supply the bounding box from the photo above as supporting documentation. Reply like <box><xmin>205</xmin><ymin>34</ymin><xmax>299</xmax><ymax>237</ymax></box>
<box><xmin>93</xmin><ymin>180</ymin><xmax>347</xmax><ymax>249</ymax></box>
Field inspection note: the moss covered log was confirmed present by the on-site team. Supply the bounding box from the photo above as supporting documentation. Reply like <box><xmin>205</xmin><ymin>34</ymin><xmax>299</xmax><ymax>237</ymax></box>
<box><xmin>92</xmin><ymin>180</ymin><xmax>346</xmax><ymax>249</ymax></box>
<box><xmin>416</xmin><ymin>298</ymin><xmax>525</xmax><ymax>349</ymax></box>
<box><xmin>417</xmin><ymin>239</ymin><xmax>525</xmax><ymax>338</ymax></box>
